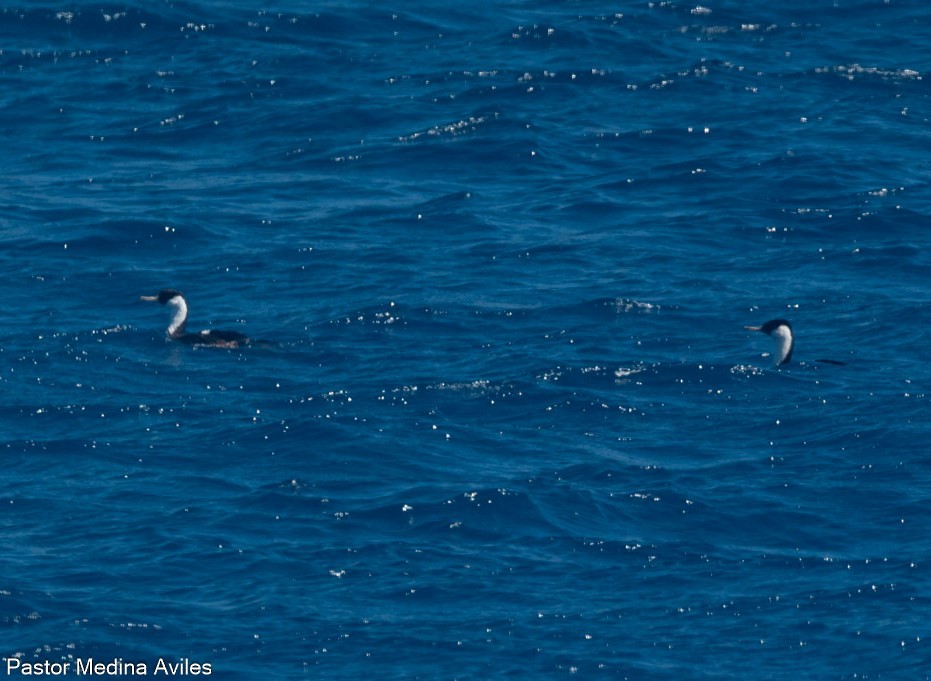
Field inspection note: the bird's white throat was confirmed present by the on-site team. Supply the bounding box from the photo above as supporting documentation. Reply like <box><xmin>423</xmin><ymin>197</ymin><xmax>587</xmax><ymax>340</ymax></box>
<box><xmin>166</xmin><ymin>296</ymin><xmax>188</xmax><ymax>338</ymax></box>
<box><xmin>770</xmin><ymin>323</ymin><xmax>793</xmax><ymax>365</ymax></box>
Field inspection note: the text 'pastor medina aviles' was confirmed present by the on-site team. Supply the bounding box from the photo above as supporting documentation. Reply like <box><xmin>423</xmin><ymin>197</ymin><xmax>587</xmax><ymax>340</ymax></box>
<box><xmin>5</xmin><ymin>657</ymin><xmax>212</xmax><ymax>676</ymax></box>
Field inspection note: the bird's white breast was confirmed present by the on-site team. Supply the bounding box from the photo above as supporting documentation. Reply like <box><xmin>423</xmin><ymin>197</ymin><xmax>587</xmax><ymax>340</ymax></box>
<box><xmin>770</xmin><ymin>324</ymin><xmax>793</xmax><ymax>365</ymax></box>
<box><xmin>166</xmin><ymin>296</ymin><xmax>188</xmax><ymax>337</ymax></box>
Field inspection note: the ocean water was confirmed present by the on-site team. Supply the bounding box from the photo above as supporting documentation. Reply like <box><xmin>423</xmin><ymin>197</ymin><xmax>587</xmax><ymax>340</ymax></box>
<box><xmin>2</xmin><ymin>1</ymin><xmax>931</xmax><ymax>678</ymax></box>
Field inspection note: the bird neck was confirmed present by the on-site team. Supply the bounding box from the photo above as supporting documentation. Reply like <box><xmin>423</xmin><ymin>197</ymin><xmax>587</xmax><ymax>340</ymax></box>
<box><xmin>166</xmin><ymin>297</ymin><xmax>188</xmax><ymax>338</ymax></box>
<box><xmin>771</xmin><ymin>324</ymin><xmax>794</xmax><ymax>365</ymax></box>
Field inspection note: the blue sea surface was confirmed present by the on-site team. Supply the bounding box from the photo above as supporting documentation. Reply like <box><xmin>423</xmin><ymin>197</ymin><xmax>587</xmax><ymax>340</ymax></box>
<box><xmin>2</xmin><ymin>2</ymin><xmax>931</xmax><ymax>678</ymax></box>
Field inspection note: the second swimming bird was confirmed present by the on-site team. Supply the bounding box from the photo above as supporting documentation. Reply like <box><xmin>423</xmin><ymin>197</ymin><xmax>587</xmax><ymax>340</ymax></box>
<box><xmin>744</xmin><ymin>318</ymin><xmax>846</xmax><ymax>366</ymax></box>
<box><xmin>744</xmin><ymin>318</ymin><xmax>794</xmax><ymax>366</ymax></box>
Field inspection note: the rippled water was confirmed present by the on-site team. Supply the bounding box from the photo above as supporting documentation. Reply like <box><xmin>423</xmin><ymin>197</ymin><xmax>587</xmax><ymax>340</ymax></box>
<box><xmin>2</xmin><ymin>2</ymin><xmax>930</xmax><ymax>679</ymax></box>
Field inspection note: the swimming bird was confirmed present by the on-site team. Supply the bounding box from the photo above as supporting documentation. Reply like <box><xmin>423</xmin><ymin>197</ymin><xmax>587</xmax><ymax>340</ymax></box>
<box><xmin>744</xmin><ymin>318</ymin><xmax>846</xmax><ymax>366</ymax></box>
<box><xmin>745</xmin><ymin>318</ymin><xmax>794</xmax><ymax>366</ymax></box>
<box><xmin>140</xmin><ymin>289</ymin><xmax>251</xmax><ymax>348</ymax></box>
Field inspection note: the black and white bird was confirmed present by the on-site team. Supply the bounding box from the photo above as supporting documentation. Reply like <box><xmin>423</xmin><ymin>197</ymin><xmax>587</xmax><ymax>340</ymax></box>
<box><xmin>140</xmin><ymin>289</ymin><xmax>251</xmax><ymax>348</ymax></box>
<box><xmin>744</xmin><ymin>318</ymin><xmax>846</xmax><ymax>366</ymax></box>
<box><xmin>744</xmin><ymin>318</ymin><xmax>794</xmax><ymax>366</ymax></box>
